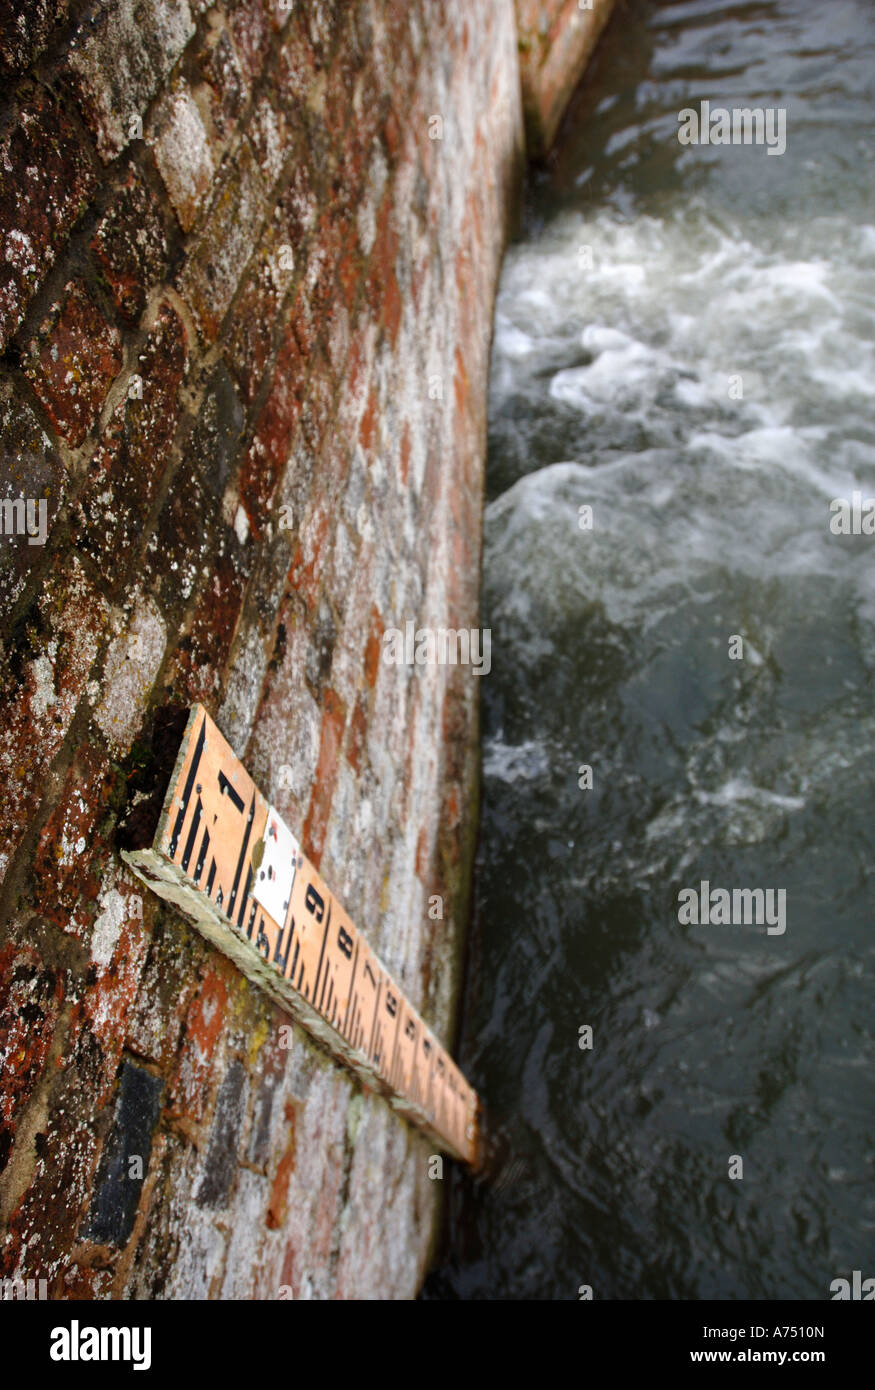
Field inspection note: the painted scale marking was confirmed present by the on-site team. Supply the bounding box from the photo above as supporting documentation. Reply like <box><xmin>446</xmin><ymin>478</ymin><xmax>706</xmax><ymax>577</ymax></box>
<box><xmin>136</xmin><ymin>704</ymin><xmax>478</xmax><ymax>1164</ymax></box>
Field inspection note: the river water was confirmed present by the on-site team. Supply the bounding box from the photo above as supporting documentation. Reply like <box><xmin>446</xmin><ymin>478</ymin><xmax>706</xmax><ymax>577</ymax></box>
<box><xmin>426</xmin><ymin>0</ymin><xmax>875</xmax><ymax>1300</ymax></box>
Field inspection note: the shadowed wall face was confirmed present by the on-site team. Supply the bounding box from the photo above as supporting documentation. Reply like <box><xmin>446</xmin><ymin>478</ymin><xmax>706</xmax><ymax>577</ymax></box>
<box><xmin>0</xmin><ymin>0</ymin><xmax>522</xmax><ymax>1299</ymax></box>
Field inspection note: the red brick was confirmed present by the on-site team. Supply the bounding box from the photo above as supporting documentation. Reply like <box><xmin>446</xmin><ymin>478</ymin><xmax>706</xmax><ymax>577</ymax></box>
<box><xmin>325</xmin><ymin>298</ymin><xmax>351</xmax><ymax>381</ymax></box>
<box><xmin>0</xmin><ymin>92</ymin><xmax>98</xmax><ymax>351</ymax></box>
<box><xmin>238</xmin><ymin>330</ymin><xmax>303</xmax><ymax>538</ymax></box>
<box><xmin>358</xmin><ymin>388</ymin><xmax>378</xmax><ymax>453</ymax></box>
<box><xmin>71</xmin><ymin>302</ymin><xmax>187</xmax><ymax>588</ymax></box>
<box><xmin>265</xmin><ymin>1102</ymin><xmax>296</xmax><ymax>1229</ymax></box>
<box><xmin>364</xmin><ymin>200</ymin><xmax>400</xmax><ymax>315</ymax></box>
<box><xmin>143</xmin><ymin>463</ymin><xmax>218</xmax><ymax>618</ymax></box>
<box><xmin>225</xmin><ymin>226</ymin><xmax>296</xmax><ymax>405</ymax></box>
<box><xmin>302</xmin><ymin>688</ymin><xmax>346</xmax><ymax>867</ymax></box>
<box><xmin>63</xmin><ymin>0</ymin><xmax>195</xmax><ymax>163</ymax></box>
<box><xmin>0</xmin><ymin>1108</ymin><xmax>99</xmax><ymax>1280</ymax></box>
<box><xmin>300</xmin><ymin>350</ymin><xmax>335</xmax><ymax>456</ymax></box>
<box><xmin>32</xmin><ymin>741</ymin><xmax>119</xmax><ymax>933</ymax></box>
<box><xmin>76</xmin><ymin>877</ymin><xmax>152</xmax><ymax>1091</ymax></box>
<box><xmin>91</xmin><ymin>172</ymin><xmax>168</xmax><ymax>326</ymax></box>
<box><xmin>0</xmin><ymin>0</ymin><xmax>70</xmax><ymax>78</ymax></box>
<box><xmin>248</xmin><ymin>94</ymin><xmax>290</xmax><ymax>192</ymax></box>
<box><xmin>346</xmin><ymin>693</ymin><xmax>368</xmax><ymax>774</ymax></box>
<box><xmin>275</xmin><ymin>20</ymin><xmax>318</xmax><ymax>113</ymax></box>
<box><xmin>336</xmin><ymin>231</ymin><xmax>364</xmax><ymax>315</ymax></box>
<box><xmin>264</xmin><ymin>0</ymin><xmax>294</xmax><ymax>33</ymax></box>
<box><xmin>24</xmin><ymin>282</ymin><xmax>122</xmax><ymax>447</ymax></box>
<box><xmin>0</xmin><ymin>942</ymin><xmax>64</xmax><ymax>1172</ymax></box>
<box><xmin>177</xmin><ymin>140</ymin><xmax>268</xmax><ymax>345</ymax></box>
<box><xmin>383</xmin><ymin>107</ymin><xmax>402</xmax><ymax>162</ymax></box>
<box><xmin>226</xmin><ymin>0</ymin><xmax>272</xmax><ymax>83</ymax></box>
<box><xmin>165</xmin><ymin>533</ymin><xmax>252</xmax><ymax>706</ymax></box>
<box><xmin>288</xmin><ymin>499</ymin><xmax>331</xmax><ymax>612</ymax></box>
<box><xmin>383</xmin><ymin>269</ymin><xmax>402</xmax><ymax>346</ymax></box>
<box><xmin>0</xmin><ymin>559</ymin><xmax>108</xmax><ymax>885</ymax></box>
<box><xmin>125</xmin><ymin>921</ymin><xmax>201</xmax><ymax>1071</ymax></box>
<box><xmin>415</xmin><ymin>826</ymin><xmax>430</xmax><ymax>884</ymax></box>
<box><xmin>168</xmin><ymin>963</ymin><xmax>232</xmax><ymax>1123</ymax></box>
<box><xmin>288</xmin><ymin>219</ymin><xmax>341</xmax><ymax>360</ymax></box>
<box><xmin>0</xmin><ymin>385</ymin><xmax>68</xmax><ymax>622</ymax></box>
<box><xmin>148</xmin><ymin>82</ymin><xmax>219</xmax><ymax>233</ymax></box>
<box><xmin>309</xmin><ymin>1141</ymin><xmax>344</xmax><ymax>1267</ymax></box>
<box><xmin>276</xmin><ymin>158</ymin><xmax>319</xmax><ymax>251</ymax></box>
<box><xmin>399</xmin><ymin>421</ymin><xmax>412</xmax><ymax>485</ymax></box>
<box><xmin>304</xmin><ymin>0</ymin><xmax>343</xmax><ymax>65</ymax></box>
<box><xmin>363</xmin><ymin>604</ymin><xmax>384</xmax><ymax>689</ymax></box>
<box><xmin>453</xmin><ymin>344</ymin><xmax>470</xmax><ymax>416</ymax></box>
<box><xmin>198</xmin><ymin>24</ymin><xmax>246</xmax><ymax>141</ymax></box>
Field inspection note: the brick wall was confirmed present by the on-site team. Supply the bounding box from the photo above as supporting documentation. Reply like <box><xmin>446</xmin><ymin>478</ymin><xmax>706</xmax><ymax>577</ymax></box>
<box><xmin>516</xmin><ymin>0</ymin><xmax>616</xmax><ymax>154</ymax></box>
<box><xmin>0</xmin><ymin>0</ymin><xmax>522</xmax><ymax>1299</ymax></box>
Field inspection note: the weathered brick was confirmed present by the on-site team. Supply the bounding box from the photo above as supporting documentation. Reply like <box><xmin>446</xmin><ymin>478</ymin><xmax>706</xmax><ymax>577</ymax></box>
<box><xmin>186</xmin><ymin>363</ymin><xmax>246</xmax><ymax>503</ymax></box>
<box><xmin>238</xmin><ymin>328</ymin><xmax>303</xmax><ymax>536</ymax></box>
<box><xmin>125</xmin><ymin>918</ymin><xmax>200</xmax><ymax>1070</ymax></box>
<box><xmin>517</xmin><ymin>0</ymin><xmax>616</xmax><ymax>156</ymax></box>
<box><xmin>0</xmin><ymin>942</ymin><xmax>64</xmax><ymax>1176</ymax></box>
<box><xmin>346</xmin><ymin>692</ymin><xmax>368</xmax><ymax>774</ymax></box>
<box><xmin>91</xmin><ymin>171</ymin><xmax>169</xmax><ymax>325</ymax></box>
<box><xmin>275</xmin><ymin>15</ymin><xmax>318</xmax><ymax>111</ymax></box>
<box><xmin>70</xmin><ymin>301</ymin><xmax>187</xmax><ymax>588</ymax></box>
<box><xmin>0</xmin><ymin>385</ymin><xmax>67</xmax><ymax>621</ymax></box>
<box><xmin>83</xmin><ymin>1058</ymin><xmax>163</xmax><ymax>1246</ymax></box>
<box><xmin>142</xmin><ymin>461</ymin><xmax>217</xmax><ymax>628</ymax></box>
<box><xmin>178</xmin><ymin>139</ymin><xmax>267</xmax><ymax>343</ymax></box>
<box><xmin>1</xmin><ymin>1098</ymin><xmax>100</xmax><ymax>1278</ymax></box>
<box><xmin>198</xmin><ymin>24</ymin><xmax>247</xmax><ymax>142</ymax></box>
<box><xmin>194</xmin><ymin>1057</ymin><xmax>247</xmax><ymax>1208</ymax></box>
<box><xmin>147</xmin><ymin>81</ymin><xmax>219</xmax><ymax>233</ymax></box>
<box><xmin>264</xmin><ymin>0</ymin><xmax>295</xmax><ymax>31</ymax></box>
<box><xmin>303</xmin><ymin>596</ymin><xmax>336</xmax><ymax>701</ymax></box>
<box><xmin>168</xmin><ymin>963</ymin><xmax>231</xmax><ymax>1124</ymax></box>
<box><xmin>64</xmin><ymin>0</ymin><xmax>195</xmax><ymax>163</ymax></box>
<box><xmin>164</xmin><ymin>528</ymin><xmax>252</xmax><ymax>706</ymax></box>
<box><xmin>226</xmin><ymin>0</ymin><xmax>272</xmax><ymax>83</ymax></box>
<box><xmin>288</xmin><ymin>495</ymin><xmax>332</xmax><ymax>612</ymax></box>
<box><xmin>32</xmin><ymin>740</ymin><xmax>118</xmax><ymax>932</ymax></box>
<box><xmin>244</xmin><ymin>603</ymin><xmax>321</xmax><ymax>816</ymax></box>
<box><xmin>246</xmin><ymin>1030</ymin><xmax>287</xmax><ymax>1171</ymax></box>
<box><xmin>93</xmin><ymin>593</ymin><xmax>166</xmax><ymax>755</ymax></box>
<box><xmin>0</xmin><ymin>558</ymin><xmax>108</xmax><ymax>884</ymax></box>
<box><xmin>77</xmin><ymin>869</ymin><xmax>152</xmax><ymax>1082</ymax></box>
<box><xmin>302</xmin><ymin>687</ymin><xmax>346</xmax><ymax>866</ymax></box>
<box><xmin>304</xmin><ymin>0</ymin><xmax>344</xmax><ymax>65</ymax></box>
<box><xmin>248</xmin><ymin>94</ymin><xmax>290</xmax><ymax>193</ymax></box>
<box><xmin>265</xmin><ymin>1102</ymin><xmax>296</xmax><ymax>1228</ymax></box>
<box><xmin>224</xmin><ymin>222</ymin><xmax>296</xmax><ymax>405</ymax></box>
<box><xmin>0</xmin><ymin>92</ymin><xmax>98</xmax><ymax>351</ymax></box>
<box><xmin>276</xmin><ymin>158</ymin><xmax>320</xmax><ymax>261</ymax></box>
<box><xmin>24</xmin><ymin>281</ymin><xmax>123</xmax><ymax>447</ymax></box>
<box><xmin>301</xmin><ymin>349</ymin><xmax>337</xmax><ymax>457</ymax></box>
<box><xmin>0</xmin><ymin>0</ymin><xmax>70</xmax><ymax>78</ymax></box>
<box><xmin>363</xmin><ymin>603</ymin><xmax>384</xmax><ymax>689</ymax></box>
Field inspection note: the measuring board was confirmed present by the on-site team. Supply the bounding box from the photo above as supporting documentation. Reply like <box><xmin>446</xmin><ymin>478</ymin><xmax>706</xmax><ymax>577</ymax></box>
<box><xmin>117</xmin><ymin>703</ymin><xmax>480</xmax><ymax>1167</ymax></box>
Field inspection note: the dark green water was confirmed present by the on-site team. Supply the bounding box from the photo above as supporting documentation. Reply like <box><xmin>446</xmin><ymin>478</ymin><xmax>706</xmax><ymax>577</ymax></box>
<box><xmin>426</xmin><ymin>0</ymin><xmax>875</xmax><ymax>1300</ymax></box>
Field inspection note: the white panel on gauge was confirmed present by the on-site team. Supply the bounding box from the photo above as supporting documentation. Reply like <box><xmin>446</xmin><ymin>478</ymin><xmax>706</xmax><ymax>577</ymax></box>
<box><xmin>252</xmin><ymin>807</ymin><xmax>300</xmax><ymax>926</ymax></box>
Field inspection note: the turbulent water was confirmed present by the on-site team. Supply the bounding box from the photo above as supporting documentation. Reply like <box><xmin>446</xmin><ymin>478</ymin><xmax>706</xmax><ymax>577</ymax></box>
<box><xmin>426</xmin><ymin>0</ymin><xmax>875</xmax><ymax>1300</ymax></box>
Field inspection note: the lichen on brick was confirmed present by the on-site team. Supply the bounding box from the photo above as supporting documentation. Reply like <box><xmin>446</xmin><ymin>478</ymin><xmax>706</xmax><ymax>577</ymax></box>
<box><xmin>65</xmin><ymin>0</ymin><xmax>196</xmax><ymax>163</ymax></box>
